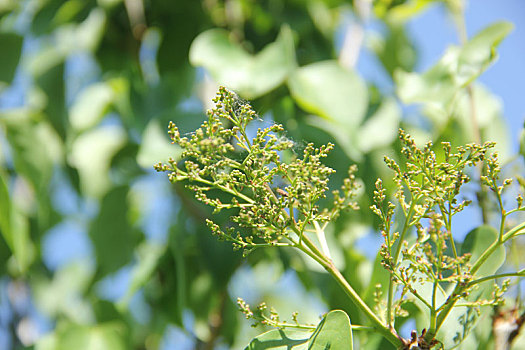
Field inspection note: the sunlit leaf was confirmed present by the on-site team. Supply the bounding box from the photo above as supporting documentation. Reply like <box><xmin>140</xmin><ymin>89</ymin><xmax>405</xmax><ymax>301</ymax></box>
<box><xmin>308</xmin><ymin>310</ymin><xmax>353</xmax><ymax>349</ymax></box>
<box><xmin>244</xmin><ymin>310</ymin><xmax>353</xmax><ymax>350</ymax></box>
<box><xmin>374</xmin><ymin>0</ymin><xmax>437</xmax><ymax>22</ymax></box>
<box><xmin>69</xmin><ymin>124</ymin><xmax>126</xmax><ymax>198</ymax></box>
<box><xmin>69</xmin><ymin>81</ymin><xmax>117</xmax><ymax>131</ymax></box>
<box><xmin>35</xmin><ymin>322</ymin><xmax>128</xmax><ymax>350</ymax></box>
<box><xmin>136</xmin><ymin>119</ymin><xmax>181</xmax><ymax>169</ymax></box>
<box><xmin>396</xmin><ymin>21</ymin><xmax>513</xmax><ymax>109</ymax></box>
<box><xmin>368</xmin><ymin>24</ymin><xmax>416</xmax><ymax>76</ymax></box>
<box><xmin>190</xmin><ymin>25</ymin><xmax>295</xmax><ymax>99</ymax></box>
<box><xmin>288</xmin><ymin>60</ymin><xmax>368</xmax><ymax>129</ymax></box>
<box><xmin>34</xmin><ymin>262</ymin><xmax>94</xmax><ymax>323</ymax></box>
<box><xmin>357</xmin><ymin>98</ymin><xmax>401</xmax><ymax>153</ymax></box>
<box><xmin>245</xmin><ymin>328</ymin><xmax>311</xmax><ymax>350</ymax></box>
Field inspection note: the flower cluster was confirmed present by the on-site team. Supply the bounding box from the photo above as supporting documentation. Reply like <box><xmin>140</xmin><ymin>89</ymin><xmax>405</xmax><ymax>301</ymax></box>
<box><xmin>155</xmin><ymin>87</ymin><xmax>358</xmax><ymax>255</ymax></box>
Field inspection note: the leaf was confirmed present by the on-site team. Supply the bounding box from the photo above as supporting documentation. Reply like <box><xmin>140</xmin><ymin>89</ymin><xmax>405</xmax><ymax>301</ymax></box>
<box><xmin>35</xmin><ymin>322</ymin><xmax>128</xmax><ymax>350</ymax></box>
<box><xmin>69</xmin><ymin>81</ymin><xmax>116</xmax><ymax>131</ymax></box>
<box><xmin>288</xmin><ymin>60</ymin><xmax>368</xmax><ymax>129</ymax></box>
<box><xmin>395</xmin><ymin>21</ymin><xmax>513</xmax><ymax>109</ymax></box>
<box><xmin>88</xmin><ymin>186</ymin><xmax>140</xmax><ymax>277</ymax></box>
<box><xmin>457</xmin><ymin>22</ymin><xmax>514</xmax><ymax>86</ymax></box>
<box><xmin>69</xmin><ymin>124</ymin><xmax>127</xmax><ymax>198</ymax></box>
<box><xmin>426</xmin><ymin>84</ymin><xmax>510</xmax><ymax>161</ymax></box>
<box><xmin>357</xmin><ymin>98</ymin><xmax>401</xmax><ymax>153</ymax></box>
<box><xmin>308</xmin><ymin>310</ymin><xmax>353</xmax><ymax>349</ymax></box>
<box><xmin>368</xmin><ymin>23</ymin><xmax>416</xmax><ymax>76</ymax></box>
<box><xmin>244</xmin><ymin>310</ymin><xmax>353</xmax><ymax>350</ymax></box>
<box><xmin>33</xmin><ymin>262</ymin><xmax>94</xmax><ymax>323</ymax></box>
<box><xmin>374</xmin><ymin>0</ymin><xmax>438</xmax><ymax>22</ymax></box>
<box><xmin>117</xmin><ymin>242</ymin><xmax>165</xmax><ymax>309</ymax></box>
<box><xmin>189</xmin><ymin>25</ymin><xmax>295</xmax><ymax>99</ymax></box>
<box><xmin>0</xmin><ymin>32</ymin><xmax>23</xmax><ymax>86</ymax></box>
<box><xmin>136</xmin><ymin>119</ymin><xmax>181</xmax><ymax>169</ymax></box>
<box><xmin>245</xmin><ymin>329</ymin><xmax>311</xmax><ymax>350</ymax></box>
<box><xmin>461</xmin><ymin>225</ymin><xmax>505</xmax><ymax>277</ymax></box>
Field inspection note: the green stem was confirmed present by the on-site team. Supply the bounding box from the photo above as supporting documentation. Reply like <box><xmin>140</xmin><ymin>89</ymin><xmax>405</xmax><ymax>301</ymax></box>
<box><xmin>467</xmin><ymin>269</ymin><xmax>525</xmax><ymax>288</ymax></box>
<box><xmin>387</xmin><ymin>202</ymin><xmax>415</xmax><ymax>328</ymax></box>
<box><xmin>296</xmin><ymin>242</ymin><xmax>402</xmax><ymax>347</ymax></box>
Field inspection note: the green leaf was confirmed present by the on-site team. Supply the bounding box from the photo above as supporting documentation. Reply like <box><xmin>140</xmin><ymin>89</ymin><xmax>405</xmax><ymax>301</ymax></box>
<box><xmin>426</xmin><ymin>84</ymin><xmax>510</xmax><ymax>161</ymax></box>
<box><xmin>374</xmin><ymin>0</ymin><xmax>438</xmax><ymax>22</ymax></box>
<box><xmin>35</xmin><ymin>322</ymin><xmax>128</xmax><ymax>350</ymax></box>
<box><xmin>33</xmin><ymin>262</ymin><xmax>94</xmax><ymax>323</ymax></box>
<box><xmin>396</xmin><ymin>21</ymin><xmax>513</xmax><ymax>109</ymax></box>
<box><xmin>461</xmin><ymin>225</ymin><xmax>505</xmax><ymax>277</ymax></box>
<box><xmin>368</xmin><ymin>24</ymin><xmax>416</xmax><ymax>76</ymax></box>
<box><xmin>69</xmin><ymin>81</ymin><xmax>118</xmax><ymax>131</ymax></box>
<box><xmin>457</xmin><ymin>22</ymin><xmax>514</xmax><ymax>86</ymax></box>
<box><xmin>357</xmin><ymin>98</ymin><xmax>401</xmax><ymax>153</ymax></box>
<box><xmin>69</xmin><ymin>124</ymin><xmax>127</xmax><ymax>198</ymax></box>
<box><xmin>0</xmin><ymin>32</ymin><xmax>23</xmax><ymax>86</ymax></box>
<box><xmin>137</xmin><ymin>119</ymin><xmax>181</xmax><ymax>169</ymax></box>
<box><xmin>89</xmin><ymin>186</ymin><xmax>140</xmax><ymax>277</ymax></box>
<box><xmin>308</xmin><ymin>310</ymin><xmax>353</xmax><ymax>349</ymax></box>
<box><xmin>189</xmin><ymin>25</ymin><xmax>295</xmax><ymax>99</ymax></box>
<box><xmin>117</xmin><ymin>242</ymin><xmax>165</xmax><ymax>309</ymax></box>
<box><xmin>288</xmin><ymin>60</ymin><xmax>368</xmax><ymax>129</ymax></box>
<box><xmin>245</xmin><ymin>329</ymin><xmax>311</xmax><ymax>350</ymax></box>
<box><xmin>244</xmin><ymin>310</ymin><xmax>353</xmax><ymax>350</ymax></box>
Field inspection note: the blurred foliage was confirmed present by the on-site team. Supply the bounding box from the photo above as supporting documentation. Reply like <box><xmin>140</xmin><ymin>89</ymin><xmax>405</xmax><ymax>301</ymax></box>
<box><xmin>0</xmin><ymin>0</ymin><xmax>522</xmax><ymax>349</ymax></box>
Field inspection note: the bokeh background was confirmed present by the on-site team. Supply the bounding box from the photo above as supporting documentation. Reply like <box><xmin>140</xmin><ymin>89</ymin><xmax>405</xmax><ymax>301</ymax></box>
<box><xmin>0</xmin><ymin>0</ymin><xmax>523</xmax><ymax>349</ymax></box>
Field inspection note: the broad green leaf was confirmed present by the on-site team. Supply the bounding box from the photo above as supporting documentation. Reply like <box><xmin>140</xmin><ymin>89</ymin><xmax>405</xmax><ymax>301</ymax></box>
<box><xmin>426</xmin><ymin>84</ymin><xmax>510</xmax><ymax>161</ymax></box>
<box><xmin>308</xmin><ymin>310</ymin><xmax>353</xmax><ymax>349</ymax></box>
<box><xmin>457</xmin><ymin>22</ymin><xmax>514</xmax><ymax>86</ymax></box>
<box><xmin>34</xmin><ymin>262</ymin><xmax>94</xmax><ymax>323</ymax></box>
<box><xmin>69</xmin><ymin>80</ymin><xmax>121</xmax><ymax>131</ymax></box>
<box><xmin>27</xmin><ymin>8</ymin><xmax>106</xmax><ymax>76</ymax></box>
<box><xmin>117</xmin><ymin>242</ymin><xmax>165</xmax><ymax>309</ymax></box>
<box><xmin>0</xmin><ymin>32</ymin><xmax>23</xmax><ymax>86</ymax></box>
<box><xmin>245</xmin><ymin>329</ymin><xmax>311</xmax><ymax>350</ymax></box>
<box><xmin>396</xmin><ymin>21</ymin><xmax>513</xmax><ymax>108</ymax></box>
<box><xmin>136</xmin><ymin>119</ymin><xmax>181</xmax><ymax>169</ymax></box>
<box><xmin>303</xmin><ymin>116</ymin><xmax>362</xmax><ymax>161</ymax></box>
<box><xmin>69</xmin><ymin>124</ymin><xmax>126</xmax><ymax>198</ymax></box>
<box><xmin>357</xmin><ymin>98</ymin><xmax>401</xmax><ymax>153</ymax></box>
<box><xmin>189</xmin><ymin>25</ymin><xmax>295</xmax><ymax>99</ymax></box>
<box><xmin>35</xmin><ymin>322</ymin><xmax>127</xmax><ymax>350</ymax></box>
<box><xmin>461</xmin><ymin>225</ymin><xmax>505</xmax><ymax>277</ymax></box>
<box><xmin>374</xmin><ymin>0</ymin><xmax>437</xmax><ymax>22</ymax></box>
<box><xmin>288</xmin><ymin>60</ymin><xmax>368</xmax><ymax>129</ymax></box>
<box><xmin>1</xmin><ymin>116</ymin><xmax>55</xmax><ymax>196</ymax></box>
<box><xmin>89</xmin><ymin>186</ymin><xmax>139</xmax><ymax>277</ymax></box>
<box><xmin>244</xmin><ymin>310</ymin><xmax>353</xmax><ymax>350</ymax></box>
<box><xmin>368</xmin><ymin>24</ymin><xmax>416</xmax><ymax>76</ymax></box>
